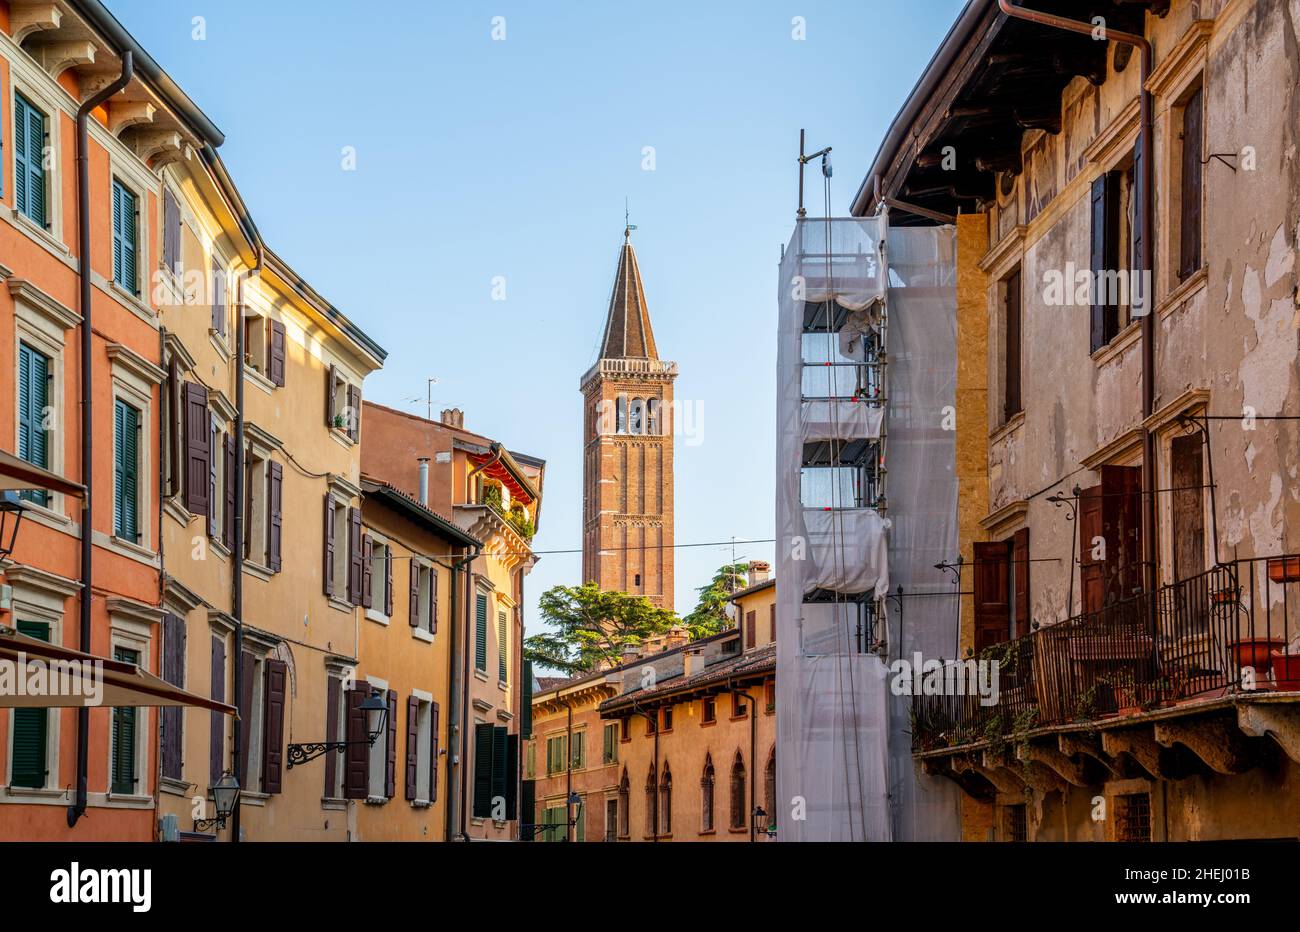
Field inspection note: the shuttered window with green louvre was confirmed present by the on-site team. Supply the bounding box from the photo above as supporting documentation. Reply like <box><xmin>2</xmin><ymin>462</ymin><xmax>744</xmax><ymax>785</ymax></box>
<box><xmin>17</xmin><ymin>342</ymin><xmax>50</xmax><ymax>507</ymax></box>
<box><xmin>111</xmin><ymin>647</ymin><xmax>140</xmax><ymax>795</ymax></box>
<box><xmin>472</xmin><ymin>722</ymin><xmax>494</xmax><ymax>818</ymax></box>
<box><xmin>114</xmin><ymin>399</ymin><xmax>140</xmax><ymax>541</ymax></box>
<box><xmin>112</xmin><ymin>179</ymin><xmax>138</xmax><ymax>295</ymax></box>
<box><xmin>474</xmin><ymin>593</ymin><xmax>488</xmax><ymax>672</ymax></box>
<box><xmin>497</xmin><ymin>609</ymin><xmax>508</xmax><ymax>681</ymax></box>
<box><xmin>13</xmin><ymin>93</ymin><xmax>47</xmax><ymax>227</ymax></box>
<box><xmin>11</xmin><ymin>620</ymin><xmax>50</xmax><ymax>788</ymax></box>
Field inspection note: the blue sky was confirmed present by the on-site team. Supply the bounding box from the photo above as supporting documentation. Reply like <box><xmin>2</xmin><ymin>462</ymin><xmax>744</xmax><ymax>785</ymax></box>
<box><xmin>111</xmin><ymin>0</ymin><xmax>965</xmax><ymax>634</ymax></box>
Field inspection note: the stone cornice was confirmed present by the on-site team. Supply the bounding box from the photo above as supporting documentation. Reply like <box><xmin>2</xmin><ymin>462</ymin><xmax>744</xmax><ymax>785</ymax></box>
<box><xmin>7</xmin><ymin>278</ymin><xmax>81</xmax><ymax>331</ymax></box>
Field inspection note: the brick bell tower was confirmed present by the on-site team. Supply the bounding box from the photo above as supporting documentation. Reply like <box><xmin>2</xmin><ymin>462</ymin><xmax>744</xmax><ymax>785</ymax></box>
<box><xmin>581</xmin><ymin>227</ymin><xmax>677</xmax><ymax>610</ymax></box>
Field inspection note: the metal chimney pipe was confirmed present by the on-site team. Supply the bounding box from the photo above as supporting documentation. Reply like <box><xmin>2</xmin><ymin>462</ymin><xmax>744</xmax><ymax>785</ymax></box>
<box><xmin>418</xmin><ymin>457</ymin><xmax>430</xmax><ymax>506</ymax></box>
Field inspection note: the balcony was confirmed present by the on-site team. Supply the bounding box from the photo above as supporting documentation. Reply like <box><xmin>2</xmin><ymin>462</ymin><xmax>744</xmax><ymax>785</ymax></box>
<box><xmin>912</xmin><ymin>555</ymin><xmax>1300</xmax><ymax>794</ymax></box>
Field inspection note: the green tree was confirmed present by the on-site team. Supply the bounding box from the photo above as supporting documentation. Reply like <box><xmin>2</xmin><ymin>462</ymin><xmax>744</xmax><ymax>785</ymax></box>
<box><xmin>524</xmin><ymin>583</ymin><xmax>678</xmax><ymax>676</ymax></box>
<box><xmin>681</xmin><ymin>562</ymin><xmax>751</xmax><ymax>640</ymax></box>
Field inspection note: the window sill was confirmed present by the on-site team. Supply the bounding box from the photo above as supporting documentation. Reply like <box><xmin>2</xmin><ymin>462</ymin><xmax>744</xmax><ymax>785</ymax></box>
<box><xmin>329</xmin><ymin>427</ymin><xmax>357</xmax><ymax>448</ymax></box>
<box><xmin>20</xmin><ymin>498</ymin><xmax>74</xmax><ymax>531</ymax></box>
<box><xmin>105</xmin><ymin>532</ymin><xmax>157</xmax><ymax>563</ymax></box>
<box><xmin>1091</xmin><ymin>318</ymin><xmax>1141</xmax><ymax>367</ymax></box>
<box><xmin>698</xmin><ymin>829</ymin><xmax>717</xmax><ymax>836</ymax></box>
<box><xmin>241</xmin><ymin>790</ymin><xmax>269</xmax><ymax>807</ymax></box>
<box><xmin>163</xmin><ymin>497</ymin><xmax>192</xmax><ymax>527</ymax></box>
<box><xmin>208</xmin><ymin>329</ymin><xmax>231</xmax><ymax>360</ymax></box>
<box><xmin>701</xmin><ymin>719</ymin><xmax>717</xmax><ymax>727</ymax></box>
<box><xmin>243</xmin><ymin>560</ymin><xmax>274</xmax><ymax>582</ymax></box>
<box><xmin>728</xmin><ymin>715</ymin><xmax>749</xmax><ymax>723</ymax></box>
<box><xmin>497</xmin><ymin>680</ymin><xmax>509</xmax><ymax>691</ymax></box>
<box><xmin>1156</xmin><ymin>265</ymin><xmax>1207</xmax><ymax>321</ymax></box>
<box><xmin>411</xmin><ymin>628</ymin><xmax>434</xmax><ymax>643</ymax></box>
<box><xmin>364</xmin><ymin>795</ymin><xmax>389</xmax><ymax>806</ymax></box>
<box><xmin>327</xmin><ymin>596</ymin><xmax>356</xmax><ymax>614</ymax></box>
<box><xmin>410</xmin><ymin>799</ymin><xmax>432</xmax><ymax>809</ymax></box>
<box><xmin>3</xmin><ymin>785</ymin><xmax>63</xmax><ymax>799</ymax></box>
<box><xmin>989</xmin><ymin>410</ymin><xmax>1025</xmax><ymax>447</ymax></box>
<box><xmin>208</xmin><ymin>537</ymin><xmax>231</xmax><ymax>560</ymax></box>
<box><xmin>243</xmin><ymin>365</ymin><xmax>276</xmax><ymax>395</ymax></box>
<box><xmin>105</xmin><ymin>792</ymin><xmax>154</xmax><ymax>807</ymax></box>
<box><xmin>321</xmin><ymin>797</ymin><xmax>348</xmax><ymax>811</ymax></box>
<box><xmin>11</xmin><ymin>208</ymin><xmax>66</xmax><ymax>255</ymax></box>
<box><xmin>109</xmin><ymin>280</ymin><xmax>150</xmax><ymax>318</ymax></box>
<box><xmin>365</xmin><ymin>609</ymin><xmax>391</xmax><ymax>626</ymax></box>
<box><xmin>474</xmin><ymin>669</ymin><xmax>489</xmax><ymax>682</ymax></box>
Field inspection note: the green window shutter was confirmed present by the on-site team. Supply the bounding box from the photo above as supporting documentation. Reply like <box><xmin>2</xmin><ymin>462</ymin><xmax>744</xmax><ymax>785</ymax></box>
<box><xmin>520</xmin><ymin>660</ymin><xmax>533</xmax><ymax>737</ymax></box>
<box><xmin>572</xmin><ymin>732</ymin><xmax>584</xmax><ymax>769</ymax></box>
<box><xmin>11</xmin><ymin>621</ymin><xmax>50</xmax><ymax>788</ymax></box>
<box><xmin>471</xmin><ymin>722</ymin><xmax>494</xmax><ymax>818</ymax></box>
<box><xmin>574</xmin><ymin>801</ymin><xmax>585</xmax><ymax>843</ymax></box>
<box><xmin>17</xmin><ymin>344</ymin><xmax>50</xmax><ymax>507</ymax></box>
<box><xmin>474</xmin><ymin>595</ymin><xmax>488</xmax><ymax>672</ymax></box>
<box><xmin>497</xmin><ymin>610</ymin><xmax>508</xmax><ymax>680</ymax></box>
<box><xmin>114</xmin><ymin>399</ymin><xmax>139</xmax><ymax>540</ymax></box>
<box><xmin>14</xmin><ymin>93</ymin><xmax>46</xmax><ymax>227</ymax></box>
<box><xmin>112</xmin><ymin>180</ymin><xmax>138</xmax><ymax>295</ymax></box>
<box><xmin>490</xmin><ymin>726</ymin><xmax>508</xmax><ymax>809</ymax></box>
<box><xmin>111</xmin><ymin>647</ymin><xmax>140</xmax><ymax>795</ymax></box>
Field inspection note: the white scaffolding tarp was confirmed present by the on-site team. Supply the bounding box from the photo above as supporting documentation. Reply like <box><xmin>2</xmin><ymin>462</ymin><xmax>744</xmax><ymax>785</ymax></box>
<box><xmin>776</xmin><ymin>217</ymin><xmax>960</xmax><ymax>842</ymax></box>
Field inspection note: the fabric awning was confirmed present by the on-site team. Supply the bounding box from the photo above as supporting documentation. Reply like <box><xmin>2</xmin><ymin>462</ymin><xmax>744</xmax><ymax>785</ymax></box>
<box><xmin>0</xmin><ymin>626</ymin><xmax>236</xmax><ymax>714</ymax></box>
<box><xmin>0</xmin><ymin>449</ymin><xmax>84</xmax><ymax>497</ymax></box>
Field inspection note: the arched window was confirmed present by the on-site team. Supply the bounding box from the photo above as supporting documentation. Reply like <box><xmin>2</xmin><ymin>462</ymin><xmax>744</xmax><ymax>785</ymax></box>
<box><xmin>645</xmin><ymin>762</ymin><xmax>657</xmax><ymax>837</ymax></box>
<box><xmin>763</xmin><ymin>748</ymin><xmax>776</xmax><ymax>834</ymax></box>
<box><xmin>700</xmin><ymin>754</ymin><xmax>715</xmax><ymax>833</ymax></box>
<box><xmin>615</xmin><ymin>396</ymin><xmax>627</xmax><ymax>434</ymax></box>
<box><xmin>659</xmin><ymin>761</ymin><xmax>672</xmax><ymax>836</ymax></box>
<box><xmin>729</xmin><ymin>751</ymin><xmax>747</xmax><ymax>830</ymax></box>
<box><xmin>629</xmin><ymin>397</ymin><xmax>644</xmax><ymax>434</ymax></box>
<box><xmin>646</xmin><ymin>398</ymin><xmax>661</xmax><ymax>436</ymax></box>
<box><xmin>594</xmin><ymin>401</ymin><xmax>605</xmax><ymax>436</ymax></box>
<box><xmin>617</xmin><ymin>768</ymin><xmax>629</xmax><ymax>838</ymax></box>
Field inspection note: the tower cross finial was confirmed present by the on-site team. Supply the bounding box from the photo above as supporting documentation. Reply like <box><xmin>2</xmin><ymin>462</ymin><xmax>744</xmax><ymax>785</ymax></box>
<box><xmin>624</xmin><ymin>197</ymin><xmax>636</xmax><ymax>239</ymax></box>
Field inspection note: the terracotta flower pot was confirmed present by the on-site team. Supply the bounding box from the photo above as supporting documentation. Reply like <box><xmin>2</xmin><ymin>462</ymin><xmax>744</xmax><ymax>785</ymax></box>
<box><xmin>1267</xmin><ymin>556</ymin><xmax>1300</xmax><ymax>583</ymax></box>
<box><xmin>1271</xmin><ymin>651</ymin><xmax>1300</xmax><ymax>691</ymax></box>
<box><xmin>1230</xmin><ymin>638</ymin><xmax>1285</xmax><ymax>676</ymax></box>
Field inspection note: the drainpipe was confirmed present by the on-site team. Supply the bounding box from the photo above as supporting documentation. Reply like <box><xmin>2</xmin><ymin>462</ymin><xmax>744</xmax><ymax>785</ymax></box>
<box><xmin>229</xmin><ymin>244</ymin><xmax>264</xmax><ymax>843</ymax></box>
<box><xmin>730</xmin><ymin>678</ymin><xmax>759</xmax><ymax>842</ymax></box>
<box><xmin>629</xmin><ymin>700</ymin><xmax>658</xmax><ymax>842</ymax></box>
<box><xmin>565</xmin><ymin>700</ymin><xmax>573</xmax><ymax>842</ymax></box>
<box><xmin>996</xmin><ymin>0</ymin><xmax>1157</xmax><ymax>603</ymax></box>
<box><xmin>457</xmin><ymin>545</ymin><xmax>482</xmax><ymax>840</ymax></box>
<box><xmin>68</xmin><ymin>50</ymin><xmax>134</xmax><ymax>831</ymax></box>
<box><xmin>433</xmin><ymin>543</ymin><xmax>478</xmax><ymax>839</ymax></box>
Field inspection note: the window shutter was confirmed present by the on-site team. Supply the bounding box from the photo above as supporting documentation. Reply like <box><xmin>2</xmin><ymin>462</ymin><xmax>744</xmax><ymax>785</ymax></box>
<box><xmin>972</xmin><ymin>540</ymin><xmax>1011</xmax><ymax>652</ymax></box>
<box><xmin>161</xmin><ymin>612</ymin><xmax>185</xmax><ymax>781</ymax></box>
<box><xmin>14</xmin><ymin>95</ymin><xmax>46</xmax><ymax>227</ymax></box>
<box><xmin>430</xmin><ymin>701</ymin><xmax>440</xmax><ymax>802</ymax></box>
<box><xmin>405</xmin><ymin>695</ymin><xmax>419</xmax><ymax>800</ymax></box>
<box><xmin>409</xmin><ymin>561</ymin><xmax>421</xmax><ymax>627</ymax></box>
<box><xmin>262</xmin><ymin>659</ymin><xmax>286</xmax><ymax>793</ymax></box>
<box><xmin>1102</xmin><ymin>464</ymin><xmax>1144</xmax><ymax>600</ymax></box>
<box><xmin>323</xmin><ymin>497</ymin><xmax>335</xmax><ymax>598</ymax></box>
<box><xmin>184</xmin><ymin>382</ymin><xmax>211</xmax><ymax>516</ymax></box>
<box><xmin>237</xmin><ymin>652</ymin><xmax>255</xmax><ymax>784</ymax></box>
<box><xmin>326</xmin><ymin>364</ymin><xmax>337</xmax><ymax>428</ymax></box>
<box><xmin>769</xmin><ymin>603</ymin><xmax>776</xmax><ymax>642</ymax></box>
<box><xmin>348</xmin><ymin>507</ymin><xmax>363</xmax><ymax>605</ymax></box>
<box><xmin>1003</xmin><ymin>270</ymin><xmax>1022</xmax><ymax>420</ymax></box>
<box><xmin>429</xmin><ymin>568</ymin><xmax>439</xmax><ymax>634</ymax></box>
<box><xmin>362</xmin><ymin>535</ymin><xmax>374</xmax><ymax>609</ymax></box>
<box><xmin>163</xmin><ymin>188</ymin><xmax>181</xmax><ymax>275</ymax></box>
<box><xmin>384</xmin><ymin>689</ymin><xmax>398</xmax><ymax>798</ymax></box>
<box><xmin>166</xmin><ymin>357</ymin><xmax>181</xmax><ymax>498</ymax></box>
<box><xmin>1089</xmin><ymin>173</ymin><xmax>1120</xmax><ymax>353</ymax></box>
<box><xmin>268</xmin><ymin>320</ymin><xmax>286</xmax><ymax>387</ymax></box>
<box><xmin>347</xmin><ymin>384</ymin><xmax>361</xmax><ymax>442</ymax></box>
<box><xmin>324</xmin><ymin>676</ymin><xmax>341</xmax><ymax>798</ymax></box>
<box><xmin>490</xmin><ymin>726</ymin><xmax>509</xmax><ymax>817</ymax></box>
<box><xmin>1179</xmin><ymin>86</ymin><xmax>1203</xmax><ymax>281</ymax></box>
<box><xmin>1171</xmin><ymin>434</ymin><xmax>1206</xmax><ymax>582</ymax></box>
<box><xmin>267</xmin><ymin>461</ymin><xmax>283</xmax><ymax>572</ymax></box>
<box><xmin>520</xmin><ymin>659</ymin><xmax>533</xmax><ymax>738</ymax></box>
<box><xmin>13</xmin><ymin>95</ymin><xmax>29</xmax><ymax>219</ymax></box>
<box><xmin>1131</xmin><ymin>140</ymin><xmax>1145</xmax><ymax>289</ymax></box>
<box><xmin>223</xmin><ymin>435</ymin><xmax>235</xmax><ymax>550</ymax></box>
<box><xmin>497</xmin><ymin>610</ymin><xmax>508</xmax><ymax>680</ymax></box>
<box><xmin>384</xmin><ymin>545</ymin><xmax>393</xmax><ymax>617</ymax></box>
<box><xmin>210</xmin><ymin>636</ymin><xmax>225</xmax><ymax>786</ymax></box>
<box><xmin>11</xmin><ymin>621</ymin><xmax>50</xmax><ymax>788</ymax></box>
<box><xmin>475</xmin><ymin>595</ymin><xmax>488</xmax><ymax>671</ymax></box>
<box><xmin>1078</xmin><ymin>485</ymin><xmax>1105</xmax><ymax>614</ymax></box>
<box><xmin>344</xmin><ymin>684</ymin><xmax>370</xmax><ymax>799</ymax></box>
<box><xmin>745</xmin><ymin>611</ymin><xmax>756</xmax><ymax>649</ymax></box>
<box><xmin>472</xmin><ymin>723</ymin><xmax>494</xmax><ymax>818</ymax></box>
<box><xmin>1011</xmin><ymin>527</ymin><xmax>1030</xmax><ymax>639</ymax></box>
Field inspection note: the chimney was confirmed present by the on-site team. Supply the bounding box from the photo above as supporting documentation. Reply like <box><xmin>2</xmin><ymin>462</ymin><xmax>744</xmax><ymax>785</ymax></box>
<box><xmin>682</xmin><ymin>649</ymin><xmax>699</xmax><ymax>678</ymax></box>
<box><xmin>417</xmin><ymin>457</ymin><xmax>430</xmax><ymax>506</ymax></box>
<box><xmin>662</xmin><ymin>625</ymin><xmax>687</xmax><ymax>652</ymax></box>
<box><xmin>440</xmin><ymin>407</ymin><xmax>464</xmax><ymax>429</ymax></box>
<box><xmin>620</xmin><ymin>645</ymin><xmax>641</xmax><ymax>665</ymax></box>
<box><xmin>748</xmin><ymin>561</ymin><xmax>771</xmax><ymax>584</ymax></box>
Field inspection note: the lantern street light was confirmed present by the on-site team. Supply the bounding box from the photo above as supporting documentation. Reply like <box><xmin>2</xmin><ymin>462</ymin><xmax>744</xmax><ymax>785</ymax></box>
<box><xmin>286</xmin><ymin>691</ymin><xmax>388</xmax><ymax>769</ymax></box>
<box><xmin>194</xmin><ymin>771</ymin><xmax>241</xmax><ymax>832</ymax></box>
<box><xmin>0</xmin><ymin>497</ymin><xmax>27</xmax><ymax>561</ymax></box>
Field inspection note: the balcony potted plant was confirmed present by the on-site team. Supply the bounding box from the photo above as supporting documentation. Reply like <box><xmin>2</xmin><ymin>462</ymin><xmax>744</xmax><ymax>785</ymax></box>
<box><xmin>1228</xmin><ymin>636</ymin><xmax>1285</xmax><ymax>679</ymax></box>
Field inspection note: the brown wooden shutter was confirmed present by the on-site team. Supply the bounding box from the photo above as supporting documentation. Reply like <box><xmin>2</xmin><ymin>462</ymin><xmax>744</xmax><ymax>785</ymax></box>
<box><xmin>1078</xmin><ymin>484</ymin><xmax>1105</xmax><ymax>614</ymax></box>
<box><xmin>163</xmin><ymin>188</ymin><xmax>181</xmax><ymax>275</ymax></box>
<box><xmin>1101</xmin><ymin>464</ymin><xmax>1144</xmax><ymax>600</ymax></box>
<box><xmin>167</xmin><ymin>356</ymin><xmax>182</xmax><ymax>497</ymax></box>
<box><xmin>348</xmin><ymin>507</ymin><xmax>363</xmax><ymax>606</ymax></box>
<box><xmin>1011</xmin><ymin>527</ymin><xmax>1030</xmax><ymax>639</ymax></box>
<box><xmin>1179</xmin><ymin>86</ymin><xmax>1203</xmax><ymax>281</ymax></box>
<box><xmin>1171</xmin><ymin>434</ymin><xmax>1205</xmax><ymax>582</ymax></box>
<box><xmin>262</xmin><ymin>659</ymin><xmax>287</xmax><ymax>793</ymax></box>
<box><xmin>409</xmin><ymin>561</ymin><xmax>421</xmax><ymax>627</ymax></box>
<box><xmin>1090</xmin><ymin>172</ymin><xmax>1120</xmax><ymax>353</ymax></box>
<box><xmin>343</xmin><ymin>683</ymin><xmax>369</xmax><ymax>799</ymax></box>
<box><xmin>184</xmin><ymin>382</ymin><xmax>211</xmax><ymax>515</ymax></box>
<box><xmin>210</xmin><ymin>636</ymin><xmax>225</xmax><ymax>785</ymax></box>
<box><xmin>405</xmin><ymin>695</ymin><xmax>419</xmax><ymax>800</ymax></box>
<box><xmin>769</xmin><ymin>603</ymin><xmax>776</xmax><ymax>642</ymax></box>
<box><xmin>1003</xmin><ymin>270</ymin><xmax>1022</xmax><ymax>420</ymax></box>
<box><xmin>385</xmin><ymin>688</ymin><xmax>398</xmax><ymax>798</ymax></box>
<box><xmin>347</xmin><ymin>384</ymin><xmax>361</xmax><ymax>442</ymax></box>
<box><xmin>323</xmin><ymin>497</ymin><xmax>335</xmax><ymax>597</ymax></box>
<box><xmin>972</xmin><ymin>540</ymin><xmax>1011</xmax><ymax>652</ymax></box>
<box><xmin>223</xmin><ymin>435</ymin><xmax>235</xmax><ymax>550</ymax></box>
<box><xmin>324</xmin><ymin>675</ymin><xmax>341</xmax><ymax>798</ymax></box>
<box><xmin>384</xmin><ymin>545</ymin><xmax>393</xmax><ymax>617</ymax></box>
<box><xmin>429</xmin><ymin>567</ymin><xmax>438</xmax><ymax>635</ymax></box>
<box><xmin>237</xmin><ymin>652</ymin><xmax>255</xmax><ymax>783</ymax></box>
<box><xmin>268</xmin><ymin>320</ymin><xmax>286</xmax><ymax>387</ymax></box>
<box><xmin>430</xmin><ymin>701</ymin><xmax>440</xmax><ymax>802</ymax></box>
<box><xmin>745</xmin><ymin>611</ymin><xmax>756</xmax><ymax>650</ymax></box>
<box><xmin>326</xmin><ymin>363</ymin><xmax>337</xmax><ymax>428</ymax></box>
<box><xmin>161</xmin><ymin>612</ymin><xmax>185</xmax><ymax>781</ymax></box>
<box><xmin>362</xmin><ymin>535</ymin><xmax>374</xmax><ymax>609</ymax></box>
<box><xmin>267</xmin><ymin>461</ymin><xmax>283</xmax><ymax>572</ymax></box>
<box><xmin>210</xmin><ymin>257</ymin><xmax>223</xmax><ymax>334</ymax></box>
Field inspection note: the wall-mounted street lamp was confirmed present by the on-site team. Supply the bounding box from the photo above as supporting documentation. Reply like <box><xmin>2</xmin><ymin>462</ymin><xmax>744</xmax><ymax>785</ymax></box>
<box><xmin>522</xmin><ymin>792</ymin><xmax>583</xmax><ymax>840</ymax></box>
<box><xmin>286</xmin><ymin>692</ymin><xmax>388</xmax><ymax>769</ymax></box>
<box><xmin>0</xmin><ymin>497</ymin><xmax>27</xmax><ymax>561</ymax></box>
<box><xmin>194</xmin><ymin>772</ymin><xmax>241</xmax><ymax>832</ymax></box>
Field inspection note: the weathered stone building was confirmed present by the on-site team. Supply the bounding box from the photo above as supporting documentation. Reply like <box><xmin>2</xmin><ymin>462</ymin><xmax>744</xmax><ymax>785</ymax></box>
<box><xmin>863</xmin><ymin>0</ymin><xmax>1300</xmax><ymax>841</ymax></box>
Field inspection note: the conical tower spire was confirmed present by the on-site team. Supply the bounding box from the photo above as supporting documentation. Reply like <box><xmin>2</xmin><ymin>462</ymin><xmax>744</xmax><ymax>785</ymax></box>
<box><xmin>598</xmin><ymin>229</ymin><xmax>659</xmax><ymax>360</ymax></box>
